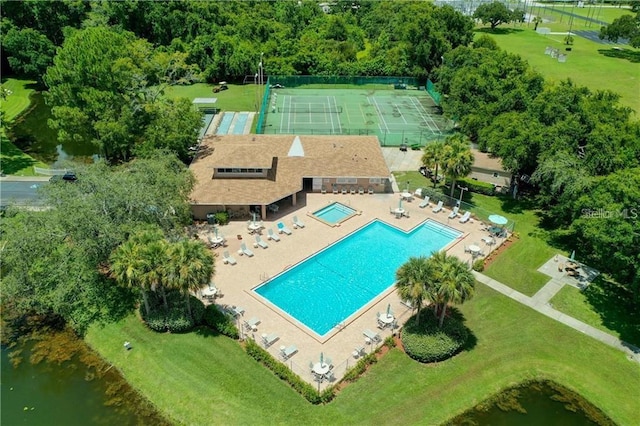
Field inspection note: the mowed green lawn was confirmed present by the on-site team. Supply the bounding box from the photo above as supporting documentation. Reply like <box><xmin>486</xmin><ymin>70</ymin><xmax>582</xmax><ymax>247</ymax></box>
<box><xmin>86</xmin><ymin>284</ymin><xmax>639</xmax><ymax>425</ymax></box>
<box><xmin>1</xmin><ymin>78</ymin><xmax>48</xmax><ymax>175</ymax></box>
<box><xmin>162</xmin><ymin>82</ymin><xmax>261</xmax><ymax>112</ymax></box>
<box><xmin>480</xmin><ymin>28</ymin><xmax>640</xmax><ymax>113</ymax></box>
<box><xmin>534</xmin><ymin>4</ymin><xmax>633</xmax><ymax>24</ymax></box>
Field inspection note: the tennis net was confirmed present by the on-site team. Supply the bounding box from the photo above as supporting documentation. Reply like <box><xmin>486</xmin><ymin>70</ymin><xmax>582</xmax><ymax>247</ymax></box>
<box><xmin>277</xmin><ymin>106</ymin><xmax>343</xmax><ymax>114</ymax></box>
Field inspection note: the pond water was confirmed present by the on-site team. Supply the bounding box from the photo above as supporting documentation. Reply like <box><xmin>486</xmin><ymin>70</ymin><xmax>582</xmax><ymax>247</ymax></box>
<box><xmin>8</xmin><ymin>92</ymin><xmax>100</xmax><ymax>166</ymax></box>
<box><xmin>448</xmin><ymin>381</ymin><xmax>614</xmax><ymax>426</ymax></box>
<box><xmin>1</xmin><ymin>332</ymin><xmax>168</xmax><ymax>426</ymax></box>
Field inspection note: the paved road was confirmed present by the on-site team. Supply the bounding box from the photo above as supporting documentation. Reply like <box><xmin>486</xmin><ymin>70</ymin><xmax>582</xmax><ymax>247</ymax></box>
<box><xmin>473</xmin><ymin>271</ymin><xmax>640</xmax><ymax>363</ymax></box>
<box><xmin>0</xmin><ymin>177</ymin><xmax>50</xmax><ymax>207</ymax></box>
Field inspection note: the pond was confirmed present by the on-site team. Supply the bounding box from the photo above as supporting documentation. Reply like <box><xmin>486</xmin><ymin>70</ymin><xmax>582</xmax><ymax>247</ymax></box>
<box><xmin>8</xmin><ymin>92</ymin><xmax>100</xmax><ymax>166</ymax></box>
<box><xmin>1</xmin><ymin>330</ymin><xmax>168</xmax><ymax>426</ymax></box>
<box><xmin>448</xmin><ymin>380</ymin><xmax>614</xmax><ymax>426</ymax></box>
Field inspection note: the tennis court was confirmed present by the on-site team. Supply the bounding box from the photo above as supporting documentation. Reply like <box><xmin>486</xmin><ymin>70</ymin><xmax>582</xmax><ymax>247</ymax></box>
<box><xmin>260</xmin><ymin>88</ymin><xmax>451</xmax><ymax>147</ymax></box>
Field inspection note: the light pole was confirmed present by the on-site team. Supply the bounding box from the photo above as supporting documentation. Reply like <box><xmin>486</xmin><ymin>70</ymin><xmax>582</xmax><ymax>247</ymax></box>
<box><xmin>457</xmin><ymin>185</ymin><xmax>468</xmax><ymax>206</ymax></box>
<box><xmin>259</xmin><ymin>52</ymin><xmax>264</xmax><ymax>103</ymax></box>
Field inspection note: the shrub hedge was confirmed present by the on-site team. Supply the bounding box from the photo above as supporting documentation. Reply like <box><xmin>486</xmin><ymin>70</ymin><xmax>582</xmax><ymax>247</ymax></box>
<box><xmin>204</xmin><ymin>304</ymin><xmax>239</xmax><ymax>339</ymax></box>
<box><xmin>402</xmin><ymin>309</ymin><xmax>470</xmax><ymax>363</ymax></box>
<box><xmin>455</xmin><ymin>177</ymin><xmax>496</xmax><ymax>196</ymax></box>
<box><xmin>244</xmin><ymin>339</ymin><xmax>335</xmax><ymax>404</ymax></box>
<box><xmin>472</xmin><ymin>258</ymin><xmax>485</xmax><ymax>272</ymax></box>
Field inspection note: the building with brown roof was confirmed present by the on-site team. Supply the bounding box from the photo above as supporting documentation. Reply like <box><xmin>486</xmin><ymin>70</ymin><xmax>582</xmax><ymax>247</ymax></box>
<box><xmin>189</xmin><ymin>134</ymin><xmax>391</xmax><ymax>220</ymax></box>
<box><xmin>469</xmin><ymin>148</ymin><xmax>512</xmax><ymax>190</ymax></box>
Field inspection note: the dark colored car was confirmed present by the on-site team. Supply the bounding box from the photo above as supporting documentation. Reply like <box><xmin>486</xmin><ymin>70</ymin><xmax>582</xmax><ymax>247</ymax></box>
<box><xmin>50</xmin><ymin>172</ymin><xmax>78</xmax><ymax>182</ymax></box>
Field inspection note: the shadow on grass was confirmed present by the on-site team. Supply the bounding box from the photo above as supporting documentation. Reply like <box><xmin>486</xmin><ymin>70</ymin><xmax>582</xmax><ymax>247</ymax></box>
<box><xmin>582</xmin><ymin>276</ymin><xmax>640</xmax><ymax>348</ymax></box>
<box><xmin>0</xmin><ymin>134</ymin><xmax>38</xmax><ymax>174</ymax></box>
<box><xmin>475</xmin><ymin>27</ymin><xmax>525</xmax><ymax>35</ymax></box>
<box><xmin>597</xmin><ymin>48</ymin><xmax>640</xmax><ymax>63</ymax></box>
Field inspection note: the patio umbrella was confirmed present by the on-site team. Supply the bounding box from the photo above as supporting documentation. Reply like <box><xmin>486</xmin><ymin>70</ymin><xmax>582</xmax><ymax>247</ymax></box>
<box><xmin>570</xmin><ymin>250</ymin><xmax>575</xmax><ymax>262</ymax></box>
<box><xmin>488</xmin><ymin>214</ymin><xmax>508</xmax><ymax>226</ymax></box>
<box><xmin>398</xmin><ymin>198</ymin><xmax>403</xmax><ymax>210</ymax></box>
<box><xmin>386</xmin><ymin>303</ymin><xmax>391</xmax><ymax>316</ymax></box>
<box><xmin>320</xmin><ymin>352</ymin><xmax>324</xmax><ymax>365</ymax></box>
<box><xmin>251</xmin><ymin>212</ymin><xmax>257</xmax><ymax>226</ymax></box>
<box><xmin>214</xmin><ymin>227</ymin><xmax>219</xmax><ymax>238</ymax></box>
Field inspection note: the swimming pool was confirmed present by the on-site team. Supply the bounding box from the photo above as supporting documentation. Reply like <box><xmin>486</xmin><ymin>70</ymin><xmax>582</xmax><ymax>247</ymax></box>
<box><xmin>312</xmin><ymin>202</ymin><xmax>357</xmax><ymax>225</ymax></box>
<box><xmin>254</xmin><ymin>220</ymin><xmax>461</xmax><ymax>336</ymax></box>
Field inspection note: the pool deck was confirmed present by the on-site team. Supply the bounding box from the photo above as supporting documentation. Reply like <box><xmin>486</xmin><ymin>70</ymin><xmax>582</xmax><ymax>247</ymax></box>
<box><xmin>195</xmin><ymin>192</ymin><xmax>502</xmax><ymax>388</ymax></box>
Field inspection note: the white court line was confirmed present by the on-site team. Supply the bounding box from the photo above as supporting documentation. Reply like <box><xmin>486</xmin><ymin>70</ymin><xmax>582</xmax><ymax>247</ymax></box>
<box><xmin>369</xmin><ymin>96</ymin><xmax>390</xmax><ymax>133</ymax></box>
<box><xmin>409</xmin><ymin>97</ymin><xmax>440</xmax><ymax>134</ymax></box>
<box><xmin>361</xmin><ymin>101</ymin><xmax>383</xmax><ymax>133</ymax></box>
<box><xmin>288</xmin><ymin>95</ymin><xmax>292</xmax><ymax>133</ymax></box>
<box><xmin>327</xmin><ymin>97</ymin><xmax>335</xmax><ymax>134</ymax></box>
<box><xmin>331</xmin><ymin>96</ymin><xmax>342</xmax><ymax>134</ymax></box>
<box><xmin>393</xmin><ymin>103</ymin><xmax>408</xmax><ymax>124</ymax></box>
<box><xmin>279</xmin><ymin>95</ymin><xmax>287</xmax><ymax>133</ymax></box>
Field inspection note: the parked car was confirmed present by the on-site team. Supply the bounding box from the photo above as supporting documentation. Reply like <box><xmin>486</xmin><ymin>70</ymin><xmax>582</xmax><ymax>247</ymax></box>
<box><xmin>50</xmin><ymin>172</ymin><xmax>77</xmax><ymax>182</ymax></box>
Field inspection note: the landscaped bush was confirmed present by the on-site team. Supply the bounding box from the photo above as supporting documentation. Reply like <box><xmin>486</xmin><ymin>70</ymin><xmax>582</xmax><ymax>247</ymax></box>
<box><xmin>420</xmin><ymin>187</ymin><xmax>447</xmax><ymax>204</ymax></box>
<box><xmin>244</xmin><ymin>339</ymin><xmax>335</xmax><ymax>404</ymax></box>
<box><xmin>139</xmin><ymin>290</ymin><xmax>205</xmax><ymax>333</ymax></box>
<box><xmin>214</xmin><ymin>211</ymin><xmax>230</xmax><ymax>225</ymax></box>
<box><xmin>402</xmin><ymin>309</ymin><xmax>470</xmax><ymax>363</ymax></box>
<box><xmin>472</xmin><ymin>258</ymin><xmax>485</xmax><ymax>272</ymax></box>
<box><xmin>455</xmin><ymin>177</ymin><xmax>496</xmax><ymax>196</ymax></box>
<box><xmin>204</xmin><ymin>304</ymin><xmax>239</xmax><ymax>339</ymax></box>
<box><xmin>342</xmin><ymin>353</ymin><xmax>377</xmax><ymax>383</ymax></box>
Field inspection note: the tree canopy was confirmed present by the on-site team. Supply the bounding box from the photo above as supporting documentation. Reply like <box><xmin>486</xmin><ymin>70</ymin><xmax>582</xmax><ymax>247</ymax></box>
<box><xmin>473</xmin><ymin>2</ymin><xmax>519</xmax><ymax>30</ymax></box>
<box><xmin>1</xmin><ymin>153</ymin><xmax>197</xmax><ymax>334</ymax></box>
<box><xmin>599</xmin><ymin>5</ymin><xmax>640</xmax><ymax>48</ymax></box>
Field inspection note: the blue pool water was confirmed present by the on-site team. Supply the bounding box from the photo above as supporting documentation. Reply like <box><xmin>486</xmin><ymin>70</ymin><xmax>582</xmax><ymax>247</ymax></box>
<box><xmin>254</xmin><ymin>220</ymin><xmax>461</xmax><ymax>336</ymax></box>
<box><xmin>312</xmin><ymin>202</ymin><xmax>356</xmax><ymax>224</ymax></box>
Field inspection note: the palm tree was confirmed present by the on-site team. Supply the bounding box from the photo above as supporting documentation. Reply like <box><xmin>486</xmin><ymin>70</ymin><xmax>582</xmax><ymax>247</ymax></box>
<box><xmin>167</xmin><ymin>239</ymin><xmax>215</xmax><ymax>319</ymax></box>
<box><xmin>429</xmin><ymin>251</ymin><xmax>475</xmax><ymax>327</ymax></box>
<box><xmin>421</xmin><ymin>140</ymin><xmax>446</xmax><ymax>188</ymax></box>
<box><xmin>141</xmin><ymin>239</ymin><xmax>170</xmax><ymax>311</ymax></box>
<box><xmin>395</xmin><ymin>256</ymin><xmax>434</xmax><ymax>325</ymax></box>
<box><xmin>442</xmin><ymin>134</ymin><xmax>474</xmax><ymax>199</ymax></box>
<box><xmin>109</xmin><ymin>239</ymin><xmax>151</xmax><ymax>316</ymax></box>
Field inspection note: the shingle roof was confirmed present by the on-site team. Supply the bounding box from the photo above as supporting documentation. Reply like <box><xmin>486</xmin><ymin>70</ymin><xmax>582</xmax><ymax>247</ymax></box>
<box><xmin>189</xmin><ymin>134</ymin><xmax>390</xmax><ymax>205</ymax></box>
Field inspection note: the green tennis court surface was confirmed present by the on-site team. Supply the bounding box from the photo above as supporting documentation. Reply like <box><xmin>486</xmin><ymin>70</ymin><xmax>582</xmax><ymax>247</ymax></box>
<box><xmin>261</xmin><ymin>88</ymin><xmax>452</xmax><ymax>146</ymax></box>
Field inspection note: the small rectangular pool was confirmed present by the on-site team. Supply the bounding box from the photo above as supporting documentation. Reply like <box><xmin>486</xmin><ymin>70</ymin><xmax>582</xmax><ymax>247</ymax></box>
<box><xmin>254</xmin><ymin>219</ymin><xmax>461</xmax><ymax>336</ymax></box>
<box><xmin>312</xmin><ymin>202</ymin><xmax>357</xmax><ymax>226</ymax></box>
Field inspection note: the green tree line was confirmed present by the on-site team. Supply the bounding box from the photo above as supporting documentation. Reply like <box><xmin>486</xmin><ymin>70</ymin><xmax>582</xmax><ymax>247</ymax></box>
<box><xmin>434</xmin><ymin>38</ymin><xmax>640</xmax><ymax>303</ymax></box>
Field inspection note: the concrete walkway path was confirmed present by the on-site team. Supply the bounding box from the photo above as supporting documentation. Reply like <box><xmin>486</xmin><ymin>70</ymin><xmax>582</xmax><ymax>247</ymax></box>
<box><xmin>473</xmin><ymin>271</ymin><xmax>640</xmax><ymax>363</ymax></box>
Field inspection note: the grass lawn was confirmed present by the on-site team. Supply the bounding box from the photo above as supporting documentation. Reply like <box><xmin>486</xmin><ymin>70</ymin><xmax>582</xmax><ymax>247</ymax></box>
<box><xmin>535</xmin><ymin>4</ymin><xmax>633</xmax><ymax>24</ymax></box>
<box><xmin>551</xmin><ymin>276</ymin><xmax>640</xmax><ymax>347</ymax></box>
<box><xmin>1</xmin><ymin>78</ymin><xmax>48</xmax><ymax>175</ymax></box>
<box><xmin>86</xmin><ymin>284</ymin><xmax>639</xmax><ymax>425</ymax></box>
<box><xmin>478</xmin><ymin>28</ymin><xmax>640</xmax><ymax>113</ymax></box>
<box><xmin>393</xmin><ymin>172</ymin><xmax>553</xmax><ymax>296</ymax></box>
<box><xmin>162</xmin><ymin>82</ymin><xmax>260</xmax><ymax>112</ymax></box>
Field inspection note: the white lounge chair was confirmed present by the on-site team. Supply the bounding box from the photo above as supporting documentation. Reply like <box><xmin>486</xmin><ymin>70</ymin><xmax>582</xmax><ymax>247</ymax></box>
<box><xmin>368</xmin><ymin>187</ymin><xmax>374</xmax><ymax>194</ymax></box>
<box><xmin>432</xmin><ymin>200</ymin><xmax>443</xmax><ymax>213</ymax></box>
<box><xmin>292</xmin><ymin>215</ymin><xmax>305</xmax><ymax>228</ymax></box>
<box><xmin>243</xmin><ymin>317</ymin><xmax>261</xmax><ymax>331</ymax></box>
<box><xmin>222</xmin><ymin>251</ymin><xmax>237</xmax><ymax>265</ymax></box>
<box><xmin>358</xmin><ymin>186</ymin><xmax>364</xmax><ymax>195</ymax></box>
<box><xmin>262</xmin><ymin>333</ymin><xmax>279</xmax><ymax>348</ymax></box>
<box><xmin>459</xmin><ymin>211</ymin><xmax>471</xmax><ymax>223</ymax></box>
<box><xmin>363</xmin><ymin>329</ymin><xmax>381</xmax><ymax>342</ymax></box>
<box><xmin>341</xmin><ymin>186</ymin><xmax>347</xmax><ymax>195</ymax></box>
<box><xmin>350</xmin><ymin>186</ymin><xmax>356</xmax><ymax>194</ymax></box>
<box><xmin>280</xmin><ymin>345</ymin><xmax>298</xmax><ymax>360</ymax></box>
<box><xmin>332</xmin><ymin>185</ymin><xmax>339</xmax><ymax>194</ymax></box>
<box><xmin>448</xmin><ymin>206</ymin><xmax>459</xmax><ymax>219</ymax></box>
<box><xmin>267</xmin><ymin>228</ymin><xmax>281</xmax><ymax>242</ymax></box>
<box><xmin>277</xmin><ymin>221</ymin><xmax>292</xmax><ymax>235</ymax></box>
<box><xmin>255</xmin><ymin>235</ymin><xmax>269</xmax><ymax>249</ymax></box>
<box><xmin>418</xmin><ymin>196</ymin><xmax>430</xmax><ymax>208</ymax></box>
<box><xmin>482</xmin><ymin>236</ymin><xmax>495</xmax><ymax>245</ymax></box>
<box><xmin>414</xmin><ymin>188</ymin><xmax>423</xmax><ymax>198</ymax></box>
<box><xmin>240</xmin><ymin>242</ymin><xmax>254</xmax><ymax>257</ymax></box>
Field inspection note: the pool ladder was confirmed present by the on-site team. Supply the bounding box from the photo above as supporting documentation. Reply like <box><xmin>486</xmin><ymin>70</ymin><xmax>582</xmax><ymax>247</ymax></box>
<box><xmin>260</xmin><ymin>272</ymin><xmax>269</xmax><ymax>281</ymax></box>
